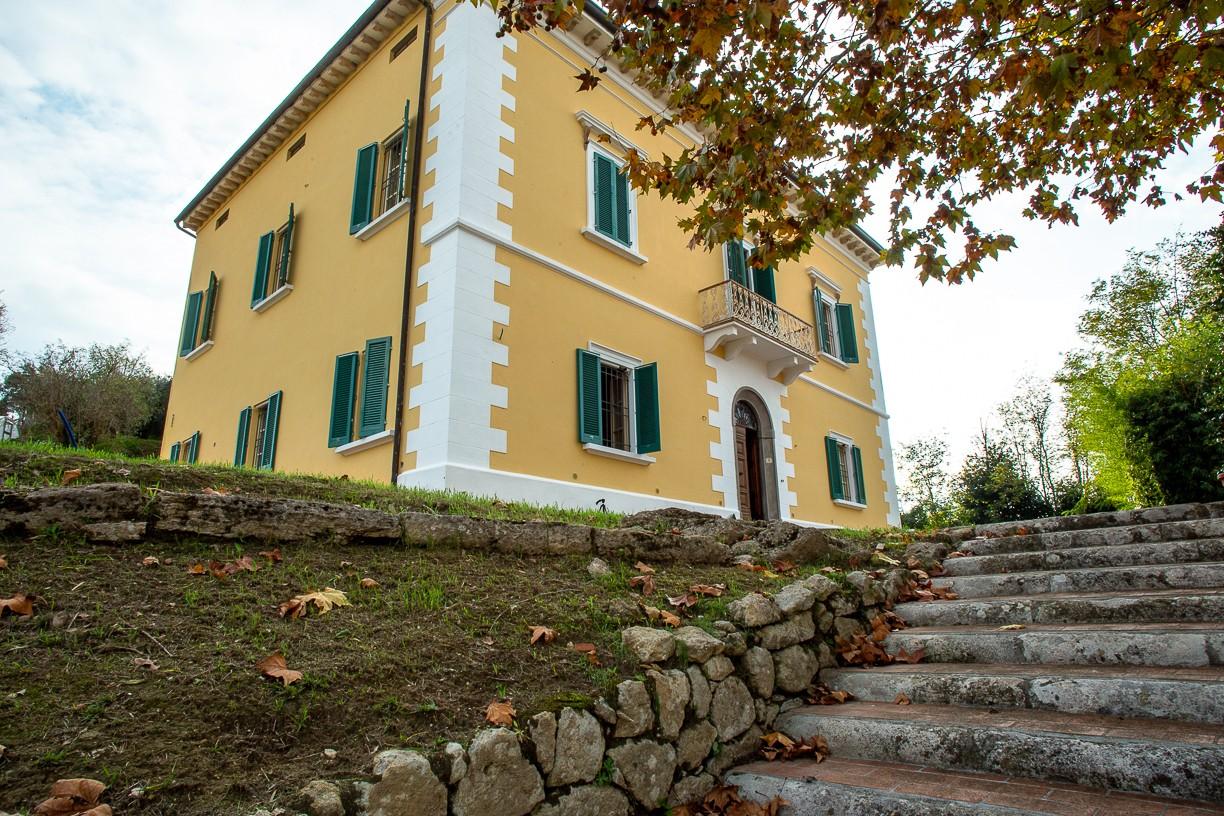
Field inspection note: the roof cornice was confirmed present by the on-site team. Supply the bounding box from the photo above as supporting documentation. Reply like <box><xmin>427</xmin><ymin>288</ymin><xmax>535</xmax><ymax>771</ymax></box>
<box><xmin>174</xmin><ymin>0</ymin><xmax>422</xmax><ymax>233</ymax></box>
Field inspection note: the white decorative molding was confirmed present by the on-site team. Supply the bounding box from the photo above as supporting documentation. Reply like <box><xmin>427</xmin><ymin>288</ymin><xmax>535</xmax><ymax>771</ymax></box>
<box><xmin>807</xmin><ymin>267</ymin><xmax>842</xmax><ymax>296</ymax></box>
<box><xmin>857</xmin><ymin>277</ymin><xmax>900</xmax><ymax>526</ymax></box>
<box><xmin>581</xmin><ymin>227</ymin><xmax>649</xmax><ymax>264</ymax></box>
<box><xmin>252</xmin><ymin>284</ymin><xmax>293</xmax><ymax>313</ymax></box>
<box><xmin>182</xmin><ymin>340</ymin><xmax>214</xmax><ymax>362</ymax></box>
<box><xmin>575</xmin><ymin>110</ymin><xmax>646</xmax><ymax>158</ymax></box>
<box><xmin>335</xmin><ymin>429</ymin><xmax>393</xmax><ymax>455</ymax></box>
<box><xmin>583</xmin><ymin>443</ymin><xmax>655</xmax><ymax>465</ymax></box>
<box><xmin>834</xmin><ymin>499</ymin><xmax>868</xmax><ymax>510</ymax></box>
<box><xmin>705</xmin><ymin>351</ymin><xmax>797</xmax><ymax>520</ymax></box>
<box><xmin>354</xmin><ymin>197</ymin><xmax>412</xmax><ymax>241</ymax></box>
<box><xmin>407</xmin><ymin>2</ymin><xmax>515</xmax><ymax>472</ymax></box>
<box><xmin>796</xmin><ymin>374</ymin><xmax>888</xmax><ymax>418</ymax></box>
<box><xmin>819</xmin><ymin>351</ymin><xmax>850</xmax><ymax>370</ymax></box>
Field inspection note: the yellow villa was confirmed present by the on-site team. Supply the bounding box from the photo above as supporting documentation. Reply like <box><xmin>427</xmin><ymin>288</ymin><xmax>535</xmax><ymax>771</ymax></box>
<box><xmin>163</xmin><ymin>0</ymin><xmax>900</xmax><ymax>527</ymax></box>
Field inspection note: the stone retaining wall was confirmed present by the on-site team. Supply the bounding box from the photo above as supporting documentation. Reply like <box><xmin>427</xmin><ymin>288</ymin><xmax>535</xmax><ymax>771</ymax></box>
<box><xmin>288</xmin><ymin>568</ymin><xmax>911</xmax><ymax>816</ymax></box>
<box><xmin>0</xmin><ymin>484</ymin><xmax>847</xmax><ymax>567</ymax></box>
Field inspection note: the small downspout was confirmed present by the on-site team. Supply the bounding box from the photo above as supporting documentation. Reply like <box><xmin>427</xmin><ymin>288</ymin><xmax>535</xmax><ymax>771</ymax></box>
<box><xmin>390</xmin><ymin>0</ymin><xmax>435</xmax><ymax>485</ymax></box>
<box><xmin>174</xmin><ymin>221</ymin><xmax>197</xmax><ymax>240</ymax></box>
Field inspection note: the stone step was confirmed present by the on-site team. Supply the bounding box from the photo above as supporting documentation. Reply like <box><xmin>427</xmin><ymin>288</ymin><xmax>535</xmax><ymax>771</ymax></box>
<box><xmin>895</xmin><ymin>588</ymin><xmax>1224</xmax><ymax>628</ymax></box>
<box><xmin>963</xmin><ymin>519</ymin><xmax>1224</xmax><ymax>558</ymax></box>
<box><xmin>883</xmin><ymin>623</ymin><xmax>1224</xmax><ymax>667</ymax></box>
<box><xmin>821</xmin><ymin>663</ymin><xmax>1224</xmax><ymax>723</ymax></box>
<box><xmin>727</xmin><ymin>757</ymin><xmax>1224</xmax><ymax>815</ymax></box>
<box><xmin>932</xmin><ymin>562</ymin><xmax>1224</xmax><ymax>599</ymax></box>
<box><xmin>776</xmin><ymin>702</ymin><xmax>1224</xmax><ymax>802</ymax></box>
<box><xmin>971</xmin><ymin>500</ymin><xmax>1224</xmax><ymax>539</ymax></box>
<box><xmin>942</xmin><ymin>538</ymin><xmax>1224</xmax><ymax>577</ymax></box>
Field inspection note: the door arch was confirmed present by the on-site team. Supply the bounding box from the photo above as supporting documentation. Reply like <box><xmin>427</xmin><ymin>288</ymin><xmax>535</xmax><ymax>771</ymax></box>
<box><xmin>732</xmin><ymin>389</ymin><xmax>781</xmax><ymax>520</ymax></box>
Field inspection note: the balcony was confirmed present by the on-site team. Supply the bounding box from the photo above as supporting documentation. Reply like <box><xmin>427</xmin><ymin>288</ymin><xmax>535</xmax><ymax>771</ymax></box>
<box><xmin>698</xmin><ymin>280</ymin><xmax>817</xmax><ymax>384</ymax></box>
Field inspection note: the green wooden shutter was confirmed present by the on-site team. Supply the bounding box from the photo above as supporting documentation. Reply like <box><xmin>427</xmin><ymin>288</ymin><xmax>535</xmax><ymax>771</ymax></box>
<box><xmin>836</xmin><ymin>303</ymin><xmax>859</xmax><ymax>363</ymax></box>
<box><xmin>201</xmin><ymin>272</ymin><xmax>218</xmax><ymax>343</ymax></box>
<box><xmin>168</xmin><ymin>442</ymin><xmax>180</xmax><ymax>463</ymax></box>
<box><xmin>187</xmin><ymin>431</ymin><xmax>201</xmax><ymax>464</ymax></box>
<box><xmin>328</xmin><ymin>353</ymin><xmax>359</xmax><ymax>447</ymax></box>
<box><xmin>179</xmin><ymin>291</ymin><xmax>202</xmax><ymax>356</ymax></box>
<box><xmin>576</xmin><ymin>349</ymin><xmax>602</xmax><ymax>444</ymax></box>
<box><xmin>593</xmin><ymin>152</ymin><xmax>616</xmax><ymax>238</ymax></box>
<box><xmin>825</xmin><ymin>436</ymin><xmax>845</xmax><ymax>501</ymax></box>
<box><xmin>634</xmin><ymin>362</ymin><xmax>661</xmax><ymax>454</ymax></box>
<box><xmin>358</xmin><ymin>337</ymin><xmax>391</xmax><ymax>438</ymax></box>
<box><xmin>753</xmin><ymin>265</ymin><xmax>776</xmax><ymax>303</ymax></box>
<box><xmin>251</xmin><ymin>231</ymin><xmax>274</xmax><ymax>306</ymax></box>
<box><xmin>613</xmin><ymin>166</ymin><xmax>631</xmax><ymax>246</ymax></box>
<box><xmin>350</xmin><ymin>142</ymin><xmax>379</xmax><ymax>234</ymax></box>
<box><xmin>259</xmin><ymin>391</ymin><xmax>282</xmax><ymax>470</ymax></box>
<box><xmin>726</xmin><ymin>240</ymin><xmax>749</xmax><ymax>287</ymax></box>
<box><xmin>815</xmin><ymin>293</ymin><xmax>831</xmax><ymax>354</ymax></box>
<box><xmin>399</xmin><ymin>100</ymin><xmax>411</xmax><ymax>197</ymax></box>
<box><xmin>234</xmin><ymin>407</ymin><xmax>252</xmax><ymax>466</ymax></box>
<box><xmin>278</xmin><ymin>203</ymin><xmax>295</xmax><ymax>288</ymax></box>
<box><xmin>851</xmin><ymin>445</ymin><xmax>867</xmax><ymax>505</ymax></box>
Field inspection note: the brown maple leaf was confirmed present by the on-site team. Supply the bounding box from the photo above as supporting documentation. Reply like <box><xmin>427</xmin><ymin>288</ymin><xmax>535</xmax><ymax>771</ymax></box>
<box><xmin>259</xmin><ymin>548</ymin><xmax>283</xmax><ymax>563</ymax></box>
<box><xmin>529</xmin><ymin>625</ymin><xmax>557</xmax><ymax>645</ymax></box>
<box><xmin>570</xmin><ymin>642</ymin><xmax>601</xmax><ymax>665</ymax></box>
<box><xmin>629</xmin><ymin>573</ymin><xmax>656</xmax><ymax>596</ymax></box>
<box><xmin>689</xmin><ymin>583</ymin><xmax>726</xmax><ymax>597</ymax></box>
<box><xmin>485</xmin><ymin>699</ymin><xmax>516</xmax><ymax>726</ymax></box>
<box><xmin>60</xmin><ymin>468</ymin><xmax>82</xmax><ymax>486</ymax></box>
<box><xmin>141</xmin><ymin>556</ymin><xmax>160</xmax><ymax>568</ymax></box>
<box><xmin>668</xmin><ymin>592</ymin><xmax>699</xmax><ymax>609</ymax></box>
<box><xmin>257</xmin><ymin>652</ymin><xmax>303</xmax><ymax>686</ymax></box>
<box><xmin>893</xmin><ymin>647</ymin><xmax>926</xmax><ymax>664</ymax></box>
<box><xmin>186</xmin><ymin>563</ymin><xmax>207</xmax><ymax>575</ymax></box>
<box><xmin>894</xmin><ymin>692</ymin><xmax>912</xmax><ymax>705</ymax></box>
<box><xmin>360</xmin><ymin>577</ymin><xmax>380</xmax><ymax>589</ymax></box>
<box><xmin>0</xmin><ymin>594</ymin><xmax>35</xmax><ymax>618</ymax></box>
<box><xmin>633</xmin><ymin>561</ymin><xmax>656</xmax><ymax>574</ymax></box>
<box><xmin>34</xmin><ymin>778</ymin><xmax>109</xmax><ymax>816</ymax></box>
<box><xmin>278</xmin><ymin>588</ymin><xmax>350</xmax><ymax>619</ymax></box>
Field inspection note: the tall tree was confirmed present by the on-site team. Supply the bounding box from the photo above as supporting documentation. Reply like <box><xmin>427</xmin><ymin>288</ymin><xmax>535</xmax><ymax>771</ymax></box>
<box><xmin>897</xmin><ymin>434</ymin><xmax>959</xmax><ymax>528</ymax></box>
<box><xmin>492</xmin><ymin>0</ymin><xmax>1224</xmax><ymax>281</ymax></box>
<box><xmin>997</xmin><ymin>376</ymin><xmax>1064</xmax><ymax>508</ymax></box>
<box><xmin>0</xmin><ymin>342</ymin><xmax>161</xmax><ymax>446</ymax></box>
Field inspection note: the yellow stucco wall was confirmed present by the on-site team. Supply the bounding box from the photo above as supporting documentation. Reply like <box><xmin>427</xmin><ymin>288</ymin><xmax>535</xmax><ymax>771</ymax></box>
<box><xmin>163</xmin><ymin>8</ymin><xmax>429</xmax><ymax>481</ymax></box>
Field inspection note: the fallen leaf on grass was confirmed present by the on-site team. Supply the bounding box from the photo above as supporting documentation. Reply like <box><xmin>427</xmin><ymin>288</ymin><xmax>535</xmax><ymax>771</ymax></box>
<box><xmin>259</xmin><ymin>548</ymin><xmax>283</xmax><ymax>563</ymax></box>
<box><xmin>628</xmin><ymin>573</ymin><xmax>656</xmax><ymax>596</ymax></box>
<box><xmin>894</xmin><ymin>692</ymin><xmax>912</xmax><ymax>705</ymax></box>
<box><xmin>667</xmin><ymin>592</ymin><xmax>699</xmax><ymax>610</ymax></box>
<box><xmin>360</xmin><ymin>577</ymin><xmax>380</xmax><ymax>589</ymax></box>
<box><xmin>278</xmin><ymin>588</ymin><xmax>350</xmax><ymax>619</ymax></box>
<box><xmin>60</xmin><ymin>469</ymin><xmax>82</xmax><ymax>486</ymax></box>
<box><xmin>736</xmin><ymin>562</ymin><xmax>782</xmax><ymax>579</ymax></box>
<box><xmin>771</xmin><ymin>560</ymin><xmax>798</xmax><ymax>574</ymax></box>
<box><xmin>133</xmin><ymin>657</ymin><xmax>159</xmax><ymax>671</ymax></box>
<box><xmin>0</xmin><ymin>554</ymin><xmax>6</xmax><ymax>569</ymax></box>
<box><xmin>640</xmin><ymin>604</ymin><xmax>682</xmax><ymax>628</ymax></box>
<box><xmin>997</xmin><ymin>623</ymin><xmax>1026</xmax><ymax>631</ymax></box>
<box><xmin>874</xmin><ymin>551</ymin><xmax>902</xmax><ymax>566</ymax></box>
<box><xmin>633</xmin><ymin>561</ymin><xmax>655</xmax><ymax>574</ymax></box>
<box><xmin>34</xmin><ymin>778</ymin><xmax>109</xmax><ymax>816</ymax></box>
<box><xmin>141</xmin><ymin>556</ymin><xmax>159</xmax><ymax>568</ymax></box>
<box><xmin>0</xmin><ymin>594</ymin><xmax>35</xmax><ymax>618</ymax></box>
<box><xmin>570</xmin><ymin>642</ymin><xmax>601</xmax><ymax>666</ymax></box>
<box><xmin>689</xmin><ymin>583</ymin><xmax>726</xmax><ymax>597</ymax></box>
<box><xmin>186</xmin><ymin>563</ymin><xmax>207</xmax><ymax>575</ymax></box>
<box><xmin>485</xmin><ymin>699</ymin><xmax>515</xmax><ymax>726</ymax></box>
<box><xmin>202</xmin><ymin>486</ymin><xmax>230</xmax><ymax>496</ymax></box>
<box><xmin>529</xmin><ymin>625</ymin><xmax>557</xmax><ymax>645</ymax></box>
<box><xmin>257</xmin><ymin>652</ymin><xmax>302</xmax><ymax>686</ymax></box>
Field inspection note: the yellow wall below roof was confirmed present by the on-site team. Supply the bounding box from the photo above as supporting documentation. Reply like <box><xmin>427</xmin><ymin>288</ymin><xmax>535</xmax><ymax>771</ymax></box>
<box><xmin>161</xmin><ymin>6</ymin><xmax>429</xmax><ymax>481</ymax></box>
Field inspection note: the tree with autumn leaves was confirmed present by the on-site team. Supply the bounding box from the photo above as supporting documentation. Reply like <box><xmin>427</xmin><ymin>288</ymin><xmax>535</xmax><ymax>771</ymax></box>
<box><xmin>486</xmin><ymin>0</ymin><xmax>1222</xmax><ymax>281</ymax></box>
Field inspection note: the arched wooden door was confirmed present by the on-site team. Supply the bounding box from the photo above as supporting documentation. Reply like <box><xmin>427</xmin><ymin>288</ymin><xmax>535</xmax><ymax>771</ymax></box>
<box><xmin>734</xmin><ymin>399</ymin><xmax>766</xmax><ymax>520</ymax></box>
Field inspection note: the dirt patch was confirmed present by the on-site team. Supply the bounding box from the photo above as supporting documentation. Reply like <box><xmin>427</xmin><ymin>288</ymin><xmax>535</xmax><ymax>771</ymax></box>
<box><xmin>0</xmin><ymin>534</ymin><xmax>788</xmax><ymax>815</ymax></box>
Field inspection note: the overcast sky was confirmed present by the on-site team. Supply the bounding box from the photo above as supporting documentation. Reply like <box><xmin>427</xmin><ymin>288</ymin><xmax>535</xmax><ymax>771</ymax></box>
<box><xmin>2</xmin><ymin>2</ymin><xmax>1220</xmax><ymax>477</ymax></box>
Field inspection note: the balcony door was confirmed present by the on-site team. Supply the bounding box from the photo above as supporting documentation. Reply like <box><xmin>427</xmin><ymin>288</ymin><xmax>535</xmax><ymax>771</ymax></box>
<box><xmin>732</xmin><ymin>390</ymin><xmax>780</xmax><ymax>520</ymax></box>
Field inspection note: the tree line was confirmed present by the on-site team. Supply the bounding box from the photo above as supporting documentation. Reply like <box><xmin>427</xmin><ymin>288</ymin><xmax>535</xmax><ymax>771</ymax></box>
<box><xmin>900</xmin><ymin>225</ymin><xmax>1224</xmax><ymax>528</ymax></box>
<box><xmin>0</xmin><ymin>299</ymin><xmax>169</xmax><ymax>456</ymax></box>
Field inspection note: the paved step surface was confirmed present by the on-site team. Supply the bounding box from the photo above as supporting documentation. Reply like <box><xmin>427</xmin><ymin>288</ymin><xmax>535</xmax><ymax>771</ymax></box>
<box><xmin>729</xmin><ymin>758</ymin><xmax>1224</xmax><ymax>815</ymax></box>
<box><xmin>942</xmin><ymin>539</ymin><xmax>1224</xmax><ymax>577</ymax></box>
<box><xmin>778</xmin><ymin>702</ymin><xmax>1224</xmax><ymax>802</ymax></box>
<box><xmin>822</xmin><ymin>664</ymin><xmax>1224</xmax><ymax>723</ymax></box>
<box><xmin>895</xmin><ymin>588</ymin><xmax>1224</xmax><ymax>627</ymax></box>
<box><xmin>737</xmin><ymin>502</ymin><xmax>1224</xmax><ymax>811</ymax></box>
<box><xmin>933</xmin><ymin>562</ymin><xmax>1224</xmax><ymax>598</ymax></box>
<box><xmin>884</xmin><ymin>623</ymin><xmax>1224</xmax><ymax>667</ymax></box>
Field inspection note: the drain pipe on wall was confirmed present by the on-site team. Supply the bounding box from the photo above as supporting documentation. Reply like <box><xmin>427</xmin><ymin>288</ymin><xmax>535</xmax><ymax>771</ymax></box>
<box><xmin>390</xmin><ymin>0</ymin><xmax>435</xmax><ymax>485</ymax></box>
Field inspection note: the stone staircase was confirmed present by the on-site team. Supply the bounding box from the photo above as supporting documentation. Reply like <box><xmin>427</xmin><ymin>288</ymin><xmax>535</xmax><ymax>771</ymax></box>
<box><xmin>728</xmin><ymin>502</ymin><xmax>1224</xmax><ymax>815</ymax></box>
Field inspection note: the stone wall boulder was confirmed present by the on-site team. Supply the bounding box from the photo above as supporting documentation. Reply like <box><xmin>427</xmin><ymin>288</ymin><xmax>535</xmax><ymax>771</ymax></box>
<box><xmin>452</xmin><ymin>729</ymin><xmax>543</xmax><ymax>816</ymax></box>
<box><xmin>154</xmin><ymin>491</ymin><xmax>401</xmax><ymax>544</ymax></box>
<box><xmin>0</xmin><ymin>483</ymin><xmax>145</xmax><ymax>541</ymax></box>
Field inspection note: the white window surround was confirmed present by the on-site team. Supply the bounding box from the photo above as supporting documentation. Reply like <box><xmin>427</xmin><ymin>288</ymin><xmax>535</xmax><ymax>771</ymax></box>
<box><xmin>583</xmin><ymin>142</ymin><xmax>647</xmax><ymax>264</ymax></box>
<box><xmin>585</xmin><ymin>341</ymin><xmax>654</xmax><ymax>462</ymax></box>
<box><xmin>582</xmin><ymin>442</ymin><xmax>656</xmax><ymax>465</ymax></box>
<box><xmin>828</xmin><ymin>431</ymin><xmax>865</xmax><ymax>505</ymax></box>
<box><xmin>820</xmin><ymin>351</ymin><xmax>850</xmax><ymax>369</ymax></box>
<box><xmin>252</xmin><ymin>284</ymin><xmax>293</xmax><ymax>313</ymax></box>
<box><xmin>182</xmin><ymin>340</ymin><xmax>214</xmax><ymax>362</ymax></box>
<box><xmin>807</xmin><ymin>267</ymin><xmax>842</xmax><ymax>296</ymax></box>
<box><xmin>354</xmin><ymin>197</ymin><xmax>412</xmax><ymax>241</ymax></box>
<box><xmin>575</xmin><ymin>110</ymin><xmax>647</xmax><ymax>159</ymax></box>
<box><xmin>834</xmin><ymin>498</ymin><xmax>868</xmax><ymax>510</ymax></box>
<box><xmin>335</xmin><ymin>429</ymin><xmax>393</xmax><ymax>456</ymax></box>
<box><xmin>813</xmin><ymin>288</ymin><xmax>841</xmax><ymax>358</ymax></box>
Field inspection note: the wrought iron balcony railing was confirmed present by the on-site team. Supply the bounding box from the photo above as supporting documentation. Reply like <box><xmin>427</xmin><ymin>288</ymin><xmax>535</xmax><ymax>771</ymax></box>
<box><xmin>698</xmin><ymin>280</ymin><xmax>817</xmax><ymax>359</ymax></box>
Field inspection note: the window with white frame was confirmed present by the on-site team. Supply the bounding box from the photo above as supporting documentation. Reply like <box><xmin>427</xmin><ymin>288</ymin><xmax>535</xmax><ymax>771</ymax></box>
<box><xmin>825</xmin><ymin>434</ymin><xmax>867</xmax><ymax>505</ymax></box>
<box><xmin>586</xmin><ymin>144</ymin><xmax>639</xmax><ymax>252</ymax></box>
<box><xmin>576</xmin><ymin>345</ymin><xmax>660</xmax><ymax>458</ymax></box>
<box><xmin>812</xmin><ymin>289</ymin><xmax>860</xmax><ymax>364</ymax></box>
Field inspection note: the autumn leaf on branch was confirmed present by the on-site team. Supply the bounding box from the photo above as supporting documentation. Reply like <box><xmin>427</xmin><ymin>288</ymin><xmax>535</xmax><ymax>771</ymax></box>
<box><xmin>529</xmin><ymin>625</ymin><xmax>558</xmax><ymax>645</ymax></box>
<box><xmin>485</xmin><ymin>699</ymin><xmax>516</xmax><ymax>727</ymax></box>
<box><xmin>257</xmin><ymin>652</ymin><xmax>303</xmax><ymax>686</ymax></box>
<box><xmin>278</xmin><ymin>588</ymin><xmax>351</xmax><ymax>620</ymax></box>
